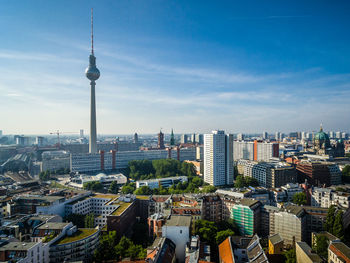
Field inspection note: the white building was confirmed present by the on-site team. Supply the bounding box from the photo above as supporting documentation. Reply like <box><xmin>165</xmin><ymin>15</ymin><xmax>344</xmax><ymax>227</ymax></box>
<box><xmin>311</xmin><ymin>187</ymin><xmax>350</xmax><ymax>209</ymax></box>
<box><xmin>69</xmin><ymin>173</ymin><xmax>127</xmax><ymax>189</ymax></box>
<box><xmin>136</xmin><ymin>176</ymin><xmax>188</xmax><ymax>189</ymax></box>
<box><xmin>233</xmin><ymin>141</ymin><xmax>254</xmax><ymax>160</ymax></box>
<box><xmin>204</xmin><ymin>130</ymin><xmax>233</xmax><ymax>186</ymax></box>
<box><xmin>162</xmin><ymin>215</ymin><xmax>191</xmax><ymax>263</ymax></box>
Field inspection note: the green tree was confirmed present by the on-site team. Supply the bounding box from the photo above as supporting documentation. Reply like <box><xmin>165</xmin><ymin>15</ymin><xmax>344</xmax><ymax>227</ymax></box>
<box><xmin>284</xmin><ymin>248</ymin><xmax>296</xmax><ymax>263</ymax></box>
<box><xmin>108</xmin><ymin>181</ymin><xmax>119</xmax><ymax>194</ymax></box>
<box><xmin>234</xmin><ymin>175</ymin><xmax>259</xmax><ymax>188</ymax></box>
<box><xmin>333</xmin><ymin>210</ymin><xmax>344</xmax><ymax>240</ymax></box>
<box><xmin>93</xmin><ymin>231</ymin><xmax>118</xmax><ymax>262</ymax></box>
<box><xmin>313</xmin><ymin>235</ymin><xmax>329</xmax><ymax>260</ymax></box>
<box><xmin>134</xmin><ymin>185</ymin><xmax>153</xmax><ymax>195</ymax></box>
<box><xmin>216</xmin><ymin>229</ymin><xmax>235</xmax><ymax>245</ymax></box>
<box><xmin>325</xmin><ymin>205</ymin><xmax>336</xmax><ymax>233</ymax></box>
<box><xmin>292</xmin><ymin>192</ymin><xmax>307</xmax><ymax>205</ymax></box>
<box><xmin>192</xmin><ymin>177</ymin><xmax>204</xmax><ymax>187</ymax></box>
<box><xmin>84</xmin><ymin>213</ymin><xmax>95</xmax><ymax>228</ymax></box>
<box><xmin>201</xmin><ymin>185</ymin><xmax>217</xmax><ymax>193</ymax></box>
<box><xmin>83</xmin><ymin>181</ymin><xmax>104</xmax><ymax>192</ymax></box>
<box><xmin>194</xmin><ymin>220</ymin><xmax>217</xmax><ymax>244</ymax></box>
<box><xmin>121</xmin><ymin>183</ymin><xmax>136</xmax><ymax>194</ymax></box>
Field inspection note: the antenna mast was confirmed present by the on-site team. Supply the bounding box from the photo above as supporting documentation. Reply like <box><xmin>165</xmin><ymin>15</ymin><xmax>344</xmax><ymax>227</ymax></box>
<box><xmin>91</xmin><ymin>8</ymin><xmax>94</xmax><ymax>55</ymax></box>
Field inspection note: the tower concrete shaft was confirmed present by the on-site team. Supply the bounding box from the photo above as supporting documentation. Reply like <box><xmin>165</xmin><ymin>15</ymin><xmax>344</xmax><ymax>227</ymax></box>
<box><xmin>89</xmin><ymin>80</ymin><xmax>97</xmax><ymax>153</ymax></box>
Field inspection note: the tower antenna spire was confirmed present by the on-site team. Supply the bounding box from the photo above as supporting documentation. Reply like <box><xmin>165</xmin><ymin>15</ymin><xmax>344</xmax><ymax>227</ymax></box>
<box><xmin>91</xmin><ymin>8</ymin><xmax>94</xmax><ymax>55</ymax></box>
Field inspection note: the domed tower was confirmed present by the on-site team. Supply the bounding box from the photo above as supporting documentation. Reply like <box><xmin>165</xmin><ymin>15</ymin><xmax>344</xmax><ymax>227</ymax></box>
<box><xmin>85</xmin><ymin>8</ymin><xmax>100</xmax><ymax>153</ymax></box>
<box><xmin>313</xmin><ymin>124</ymin><xmax>330</xmax><ymax>155</ymax></box>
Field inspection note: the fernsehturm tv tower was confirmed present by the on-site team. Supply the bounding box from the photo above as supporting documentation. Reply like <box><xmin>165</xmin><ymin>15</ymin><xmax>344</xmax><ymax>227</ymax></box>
<box><xmin>85</xmin><ymin>8</ymin><xmax>100</xmax><ymax>153</ymax></box>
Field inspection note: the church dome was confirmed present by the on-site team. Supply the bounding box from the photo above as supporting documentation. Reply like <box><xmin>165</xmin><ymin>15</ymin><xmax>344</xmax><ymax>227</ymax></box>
<box><xmin>314</xmin><ymin>125</ymin><xmax>330</xmax><ymax>148</ymax></box>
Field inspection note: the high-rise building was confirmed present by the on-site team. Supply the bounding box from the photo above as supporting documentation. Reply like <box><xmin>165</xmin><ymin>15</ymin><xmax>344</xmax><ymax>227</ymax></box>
<box><xmin>232</xmin><ymin>199</ymin><xmax>261</xmax><ymax>236</ymax></box>
<box><xmin>275</xmin><ymin>132</ymin><xmax>280</xmax><ymax>141</ymax></box>
<box><xmin>262</xmin><ymin>132</ymin><xmax>268</xmax><ymax>140</ymax></box>
<box><xmin>233</xmin><ymin>140</ymin><xmax>279</xmax><ymax>161</ymax></box>
<box><xmin>191</xmin><ymin>133</ymin><xmax>196</xmax><ymax>144</ymax></box>
<box><xmin>329</xmin><ymin>131</ymin><xmax>334</xmax><ymax>139</ymax></box>
<box><xmin>0</xmin><ymin>130</ymin><xmax>2</xmax><ymax>137</ymax></box>
<box><xmin>336</xmin><ymin>131</ymin><xmax>341</xmax><ymax>139</ymax></box>
<box><xmin>237</xmin><ymin>133</ymin><xmax>244</xmax><ymax>140</ymax></box>
<box><xmin>80</xmin><ymin>129</ymin><xmax>84</xmax><ymax>138</ymax></box>
<box><xmin>158</xmin><ymin>130</ymin><xmax>165</xmax><ymax>149</ymax></box>
<box><xmin>16</xmin><ymin>136</ymin><xmax>30</xmax><ymax>146</ymax></box>
<box><xmin>197</xmin><ymin>134</ymin><xmax>204</xmax><ymax>145</ymax></box>
<box><xmin>85</xmin><ymin>9</ymin><xmax>100</xmax><ymax>154</ymax></box>
<box><xmin>180</xmin><ymin>134</ymin><xmax>188</xmax><ymax>144</ymax></box>
<box><xmin>36</xmin><ymin>136</ymin><xmax>45</xmax><ymax>146</ymax></box>
<box><xmin>204</xmin><ymin>130</ymin><xmax>233</xmax><ymax>186</ymax></box>
<box><xmin>134</xmin><ymin>132</ymin><xmax>138</xmax><ymax>143</ymax></box>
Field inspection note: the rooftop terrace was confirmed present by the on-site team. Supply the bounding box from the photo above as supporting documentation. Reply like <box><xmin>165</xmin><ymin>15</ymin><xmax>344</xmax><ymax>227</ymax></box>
<box><xmin>55</xmin><ymin>228</ymin><xmax>98</xmax><ymax>245</ymax></box>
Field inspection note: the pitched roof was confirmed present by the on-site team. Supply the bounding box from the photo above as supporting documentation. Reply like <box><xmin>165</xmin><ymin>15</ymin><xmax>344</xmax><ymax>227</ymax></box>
<box><xmin>218</xmin><ymin>237</ymin><xmax>234</xmax><ymax>263</ymax></box>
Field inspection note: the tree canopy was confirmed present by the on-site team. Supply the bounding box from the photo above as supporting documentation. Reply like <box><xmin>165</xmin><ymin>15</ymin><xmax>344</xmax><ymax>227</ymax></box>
<box><xmin>83</xmin><ymin>181</ymin><xmax>104</xmax><ymax>192</ymax></box>
<box><xmin>342</xmin><ymin>165</ymin><xmax>350</xmax><ymax>183</ymax></box>
<box><xmin>234</xmin><ymin>175</ymin><xmax>259</xmax><ymax>188</ymax></box>
<box><xmin>292</xmin><ymin>192</ymin><xmax>307</xmax><ymax>205</ymax></box>
<box><xmin>312</xmin><ymin>235</ymin><xmax>329</xmax><ymax>260</ymax></box>
<box><xmin>216</xmin><ymin>229</ymin><xmax>235</xmax><ymax>245</ymax></box>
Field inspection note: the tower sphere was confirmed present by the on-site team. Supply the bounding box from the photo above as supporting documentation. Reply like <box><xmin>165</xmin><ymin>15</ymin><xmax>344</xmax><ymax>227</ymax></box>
<box><xmin>85</xmin><ymin>55</ymin><xmax>100</xmax><ymax>81</ymax></box>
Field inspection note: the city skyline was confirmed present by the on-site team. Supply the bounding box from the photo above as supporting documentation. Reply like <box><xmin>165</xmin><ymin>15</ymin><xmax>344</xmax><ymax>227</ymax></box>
<box><xmin>1</xmin><ymin>1</ymin><xmax>350</xmax><ymax>134</ymax></box>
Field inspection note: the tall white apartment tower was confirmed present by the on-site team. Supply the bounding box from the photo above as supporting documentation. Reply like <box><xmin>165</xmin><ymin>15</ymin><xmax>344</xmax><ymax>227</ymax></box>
<box><xmin>204</xmin><ymin>130</ymin><xmax>233</xmax><ymax>186</ymax></box>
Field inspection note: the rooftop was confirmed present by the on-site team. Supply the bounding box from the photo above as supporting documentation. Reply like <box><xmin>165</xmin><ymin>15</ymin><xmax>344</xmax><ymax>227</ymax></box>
<box><xmin>0</xmin><ymin>242</ymin><xmax>37</xmax><ymax>251</ymax></box>
<box><xmin>111</xmin><ymin>201</ymin><xmax>132</xmax><ymax>216</ymax></box>
<box><xmin>37</xmin><ymin>222</ymin><xmax>70</xmax><ymax>230</ymax></box>
<box><xmin>238</xmin><ymin>198</ymin><xmax>260</xmax><ymax>208</ymax></box>
<box><xmin>269</xmin><ymin>233</ymin><xmax>283</xmax><ymax>245</ymax></box>
<box><xmin>296</xmin><ymin>242</ymin><xmax>322</xmax><ymax>262</ymax></box>
<box><xmin>165</xmin><ymin>215</ymin><xmax>191</xmax><ymax>227</ymax></box>
<box><xmin>330</xmin><ymin>241</ymin><xmax>350</xmax><ymax>260</ymax></box>
<box><xmin>283</xmin><ymin>205</ymin><xmax>305</xmax><ymax>217</ymax></box>
<box><xmin>55</xmin><ymin>228</ymin><xmax>98</xmax><ymax>245</ymax></box>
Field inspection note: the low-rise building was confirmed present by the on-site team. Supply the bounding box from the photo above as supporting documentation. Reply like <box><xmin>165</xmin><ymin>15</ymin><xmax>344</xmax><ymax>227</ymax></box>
<box><xmin>136</xmin><ymin>176</ymin><xmax>188</xmax><ymax>189</ymax></box>
<box><xmin>295</xmin><ymin>241</ymin><xmax>322</xmax><ymax>263</ymax></box>
<box><xmin>328</xmin><ymin>240</ymin><xmax>350</xmax><ymax>263</ymax></box>
<box><xmin>162</xmin><ymin>215</ymin><xmax>191</xmax><ymax>263</ymax></box>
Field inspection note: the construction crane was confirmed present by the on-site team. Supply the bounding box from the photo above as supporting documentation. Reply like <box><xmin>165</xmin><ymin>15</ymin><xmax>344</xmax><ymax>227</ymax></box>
<box><xmin>49</xmin><ymin>130</ymin><xmax>78</xmax><ymax>147</ymax></box>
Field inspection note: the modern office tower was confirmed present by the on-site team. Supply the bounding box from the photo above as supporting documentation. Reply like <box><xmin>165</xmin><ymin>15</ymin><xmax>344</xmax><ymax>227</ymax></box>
<box><xmin>275</xmin><ymin>132</ymin><xmax>280</xmax><ymax>141</ymax></box>
<box><xmin>232</xmin><ymin>199</ymin><xmax>261</xmax><ymax>236</ymax></box>
<box><xmin>306</xmin><ymin>132</ymin><xmax>311</xmax><ymax>140</ymax></box>
<box><xmin>237</xmin><ymin>133</ymin><xmax>244</xmax><ymax>141</ymax></box>
<box><xmin>85</xmin><ymin>9</ymin><xmax>100</xmax><ymax>154</ymax></box>
<box><xmin>270</xmin><ymin>205</ymin><xmax>307</xmax><ymax>246</ymax></box>
<box><xmin>181</xmin><ymin>134</ymin><xmax>188</xmax><ymax>144</ymax></box>
<box><xmin>262</xmin><ymin>132</ymin><xmax>268</xmax><ymax>140</ymax></box>
<box><xmin>80</xmin><ymin>129</ymin><xmax>84</xmax><ymax>138</ymax></box>
<box><xmin>36</xmin><ymin>136</ymin><xmax>45</xmax><ymax>146</ymax></box>
<box><xmin>301</xmin><ymin>132</ymin><xmax>306</xmax><ymax>140</ymax></box>
<box><xmin>197</xmin><ymin>134</ymin><xmax>204</xmax><ymax>145</ymax></box>
<box><xmin>191</xmin><ymin>133</ymin><xmax>196</xmax><ymax>144</ymax></box>
<box><xmin>329</xmin><ymin>131</ymin><xmax>334</xmax><ymax>139</ymax></box>
<box><xmin>170</xmin><ymin>129</ymin><xmax>175</xmax><ymax>146</ymax></box>
<box><xmin>158</xmin><ymin>130</ymin><xmax>165</xmax><ymax>149</ymax></box>
<box><xmin>204</xmin><ymin>130</ymin><xmax>233</xmax><ymax>186</ymax></box>
<box><xmin>336</xmin><ymin>131</ymin><xmax>341</xmax><ymax>139</ymax></box>
<box><xmin>134</xmin><ymin>132</ymin><xmax>139</xmax><ymax>143</ymax></box>
<box><xmin>342</xmin><ymin>132</ymin><xmax>348</xmax><ymax>139</ymax></box>
<box><xmin>16</xmin><ymin>136</ymin><xmax>30</xmax><ymax>146</ymax></box>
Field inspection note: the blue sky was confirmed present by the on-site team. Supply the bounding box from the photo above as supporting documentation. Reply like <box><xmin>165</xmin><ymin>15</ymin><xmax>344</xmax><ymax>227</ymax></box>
<box><xmin>0</xmin><ymin>0</ymin><xmax>349</xmax><ymax>135</ymax></box>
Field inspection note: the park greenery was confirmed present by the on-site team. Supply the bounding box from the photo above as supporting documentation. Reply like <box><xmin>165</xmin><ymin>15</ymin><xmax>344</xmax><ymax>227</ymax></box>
<box><xmin>83</xmin><ymin>181</ymin><xmax>104</xmax><ymax>192</ymax></box>
<box><xmin>93</xmin><ymin>231</ymin><xmax>146</xmax><ymax>262</ymax></box>
<box><xmin>234</xmin><ymin>175</ymin><xmax>259</xmax><ymax>188</ymax></box>
<box><xmin>324</xmin><ymin>205</ymin><xmax>344</xmax><ymax>240</ymax></box>
<box><xmin>108</xmin><ymin>181</ymin><xmax>119</xmax><ymax>194</ymax></box>
<box><xmin>127</xmin><ymin>159</ymin><xmax>197</xmax><ymax>180</ymax></box>
<box><xmin>292</xmin><ymin>192</ymin><xmax>307</xmax><ymax>205</ymax></box>
<box><xmin>194</xmin><ymin>219</ymin><xmax>237</xmax><ymax>246</ymax></box>
<box><xmin>84</xmin><ymin>213</ymin><xmax>95</xmax><ymax>228</ymax></box>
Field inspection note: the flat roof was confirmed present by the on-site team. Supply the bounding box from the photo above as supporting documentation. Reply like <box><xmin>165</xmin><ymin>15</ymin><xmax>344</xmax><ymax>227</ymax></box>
<box><xmin>0</xmin><ymin>242</ymin><xmax>37</xmax><ymax>251</ymax></box>
<box><xmin>238</xmin><ymin>198</ymin><xmax>260</xmax><ymax>207</ymax></box>
<box><xmin>165</xmin><ymin>215</ymin><xmax>191</xmax><ymax>227</ymax></box>
<box><xmin>55</xmin><ymin>228</ymin><xmax>98</xmax><ymax>245</ymax></box>
<box><xmin>284</xmin><ymin>205</ymin><xmax>305</xmax><ymax>217</ymax></box>
<box><xmin>111</xmin><ymin>202</ymin><xmax>132</xmax><ymax>216</ymax></box>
